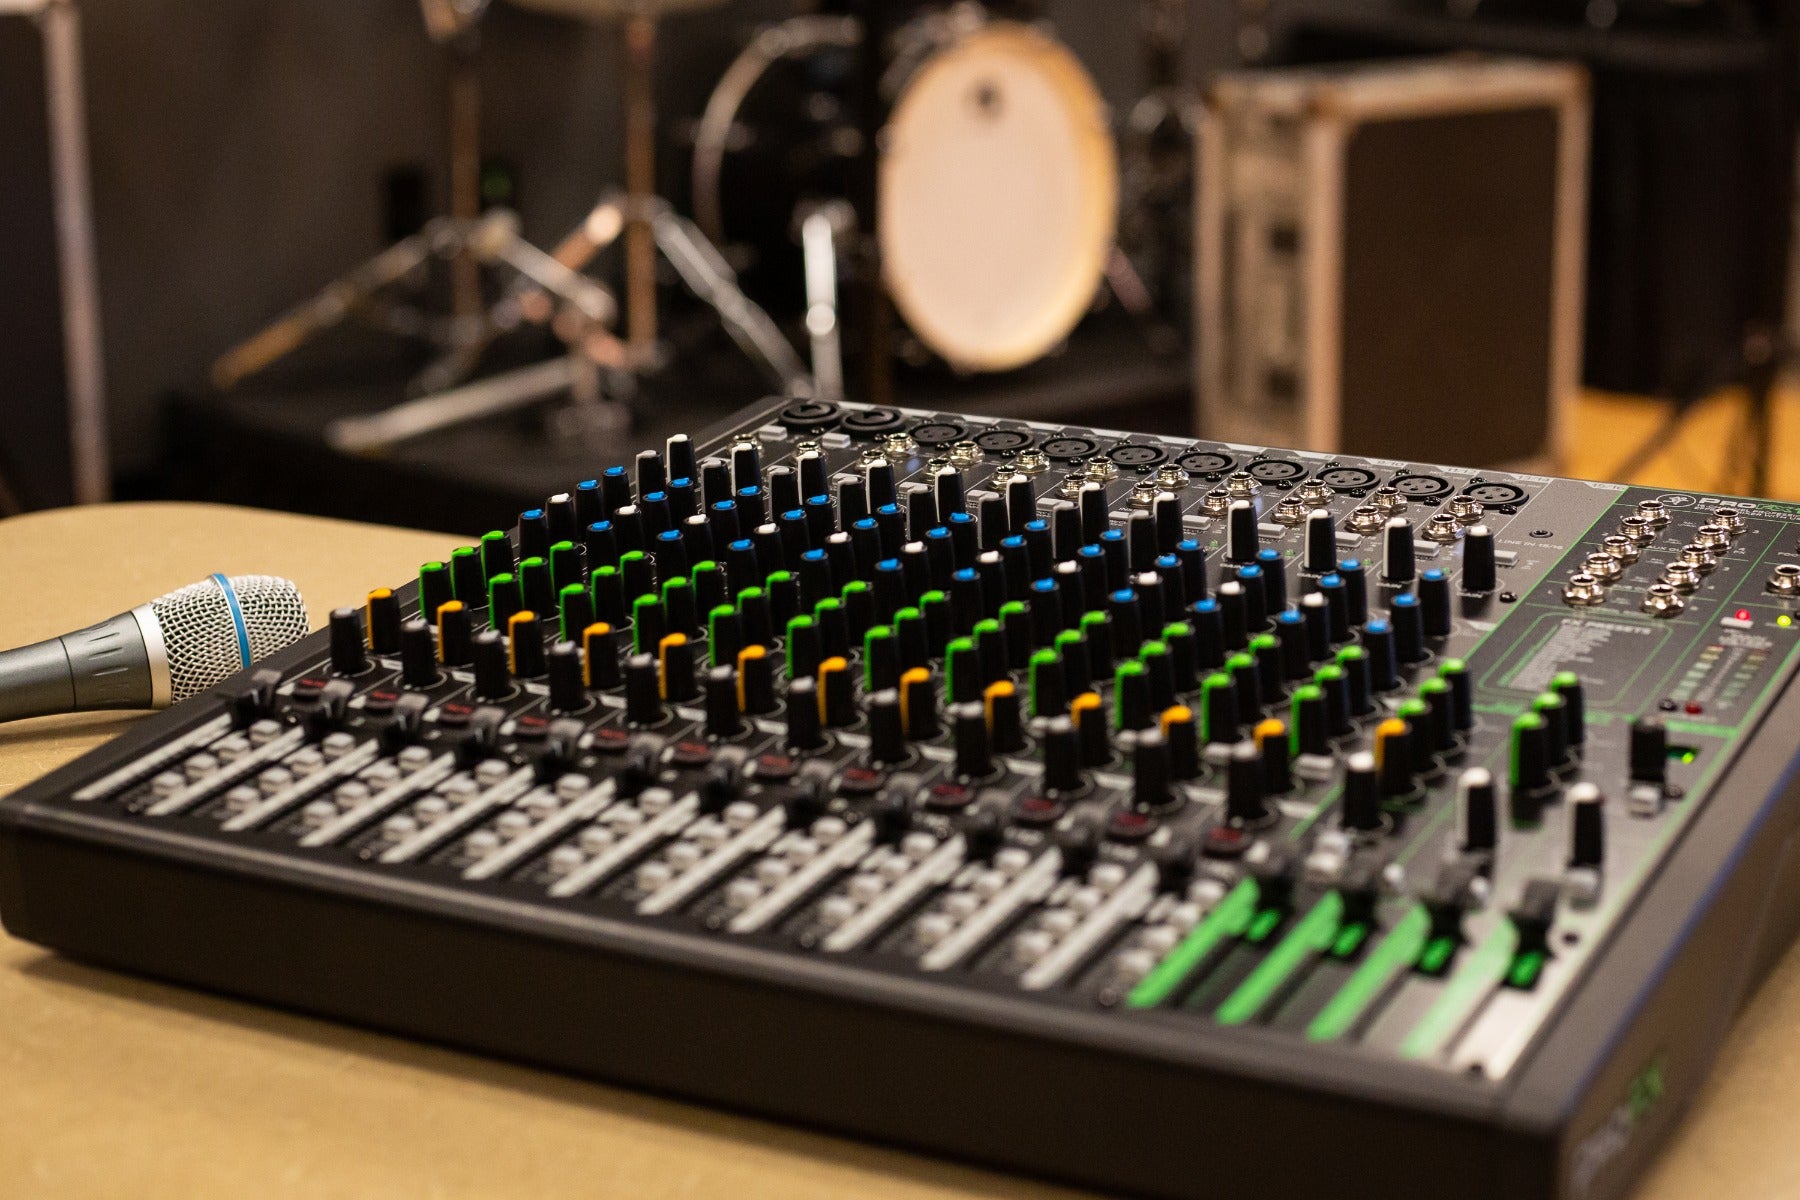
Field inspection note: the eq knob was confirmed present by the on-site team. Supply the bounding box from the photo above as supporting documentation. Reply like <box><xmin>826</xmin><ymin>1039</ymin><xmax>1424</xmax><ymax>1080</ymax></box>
<box><xmin>1227</xmin><ymin>500</ymin><xmax>1259</xmax><ymax>563</ymax></box>
<box><xmin>1462</xmin><ymin>525</ymin><xmax>1498</xmax><ymax>594</ymax></box>
<box><xmin>1304</xmin><ymin>509</ymin><xmax>1337</xmax><ymax>574</ymax></box>
<box><xmin>1382</xmin><ymin>518</ymin><xmax>1415</xmax><ymax>584</ymax></box>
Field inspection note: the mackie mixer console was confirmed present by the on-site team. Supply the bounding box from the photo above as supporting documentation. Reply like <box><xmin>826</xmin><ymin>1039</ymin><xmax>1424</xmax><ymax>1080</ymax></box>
<box><xmin>8</xmin><ymin>397</ymin><xmax>1800</xmax><ymax>1199</ymax></box>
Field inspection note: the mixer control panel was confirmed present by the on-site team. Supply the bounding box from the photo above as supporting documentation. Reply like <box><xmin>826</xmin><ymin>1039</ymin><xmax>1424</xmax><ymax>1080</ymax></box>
<box><xmin>10</xmin><ymin>398</ymin><xmax>1800</xmax><ymax>1200</ymax></box>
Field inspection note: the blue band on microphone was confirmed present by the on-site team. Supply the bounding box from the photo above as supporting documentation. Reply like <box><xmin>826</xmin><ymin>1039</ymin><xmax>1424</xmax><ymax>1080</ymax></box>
<box><xmin>213</xmin><ymin>573</ymin><xmax>251</xmax><ymax>670</ymax></box>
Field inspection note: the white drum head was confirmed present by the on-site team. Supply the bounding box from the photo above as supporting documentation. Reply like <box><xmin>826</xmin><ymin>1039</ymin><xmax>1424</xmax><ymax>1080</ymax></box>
<box><xmin>879</xmin><ymin>23</ymin><xmax>1118</xmax><ymax>373</ymax></box>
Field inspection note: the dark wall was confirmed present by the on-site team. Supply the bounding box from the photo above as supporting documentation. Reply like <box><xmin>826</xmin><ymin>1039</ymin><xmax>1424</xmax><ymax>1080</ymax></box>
<box><xmin>33</xmin><ymin>0</ymin><xmax>1210</xmax><ymax>481</ymax></box>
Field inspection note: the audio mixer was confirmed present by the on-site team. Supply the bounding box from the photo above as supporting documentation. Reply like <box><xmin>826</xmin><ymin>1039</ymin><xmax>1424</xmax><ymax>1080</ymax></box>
<box><xmin>7</xmin><ymin>397</ymin><xmax>1800</xmax><ymax>1199</ymax></box>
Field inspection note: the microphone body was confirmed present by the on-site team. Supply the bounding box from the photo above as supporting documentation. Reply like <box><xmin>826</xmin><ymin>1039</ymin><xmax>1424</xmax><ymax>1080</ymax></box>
<box><xmin>0</xmin><ymin>574</ymin><xmax>308</xmax><ymax>723</ymax></box>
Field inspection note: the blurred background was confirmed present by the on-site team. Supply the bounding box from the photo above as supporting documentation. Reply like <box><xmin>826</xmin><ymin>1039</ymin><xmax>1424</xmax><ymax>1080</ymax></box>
<box><xmin>2</xmin><ymin>0</ymin><xmax>1795</xmax><ymax>534</ymax></box>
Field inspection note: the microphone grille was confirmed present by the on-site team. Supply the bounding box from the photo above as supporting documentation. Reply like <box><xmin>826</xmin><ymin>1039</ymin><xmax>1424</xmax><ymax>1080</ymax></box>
<box><xmin>150</xmin><ymin>574</ymin><xmax>309</xmax><ymax>702</ymax></box>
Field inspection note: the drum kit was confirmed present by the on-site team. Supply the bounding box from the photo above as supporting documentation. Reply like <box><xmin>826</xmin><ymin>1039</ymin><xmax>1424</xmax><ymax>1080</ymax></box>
<box><xmin>209</xmin><ymin>0</ymin><xmax>1141</xmax><ymax>451</ymax></box>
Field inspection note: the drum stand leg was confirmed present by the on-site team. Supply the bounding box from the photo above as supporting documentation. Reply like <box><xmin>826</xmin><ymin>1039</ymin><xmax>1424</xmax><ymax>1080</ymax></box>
<box><xmin>799</xmin><ymin>202</ymin><xmax>853</xmax><ymax>403</ymax></box>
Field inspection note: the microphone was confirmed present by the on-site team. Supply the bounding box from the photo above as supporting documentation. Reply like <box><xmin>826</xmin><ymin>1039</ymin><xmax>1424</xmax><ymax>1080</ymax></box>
<box><xmin>0</xmin><ymin>574</ymin><xmax>308</xmax><ymax>723</ymax></box>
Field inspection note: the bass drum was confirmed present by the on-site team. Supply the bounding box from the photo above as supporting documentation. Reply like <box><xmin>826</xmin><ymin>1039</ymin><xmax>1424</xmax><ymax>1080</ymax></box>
<box><xmin>690</xmin><ymin>10</ymin><xmax>1118</xmax><ymax>374</ymax></box>
<box><xmin>878</xmin><ymin>20</ymin><xmax>1117</xmax><ymax>373</ymax></box>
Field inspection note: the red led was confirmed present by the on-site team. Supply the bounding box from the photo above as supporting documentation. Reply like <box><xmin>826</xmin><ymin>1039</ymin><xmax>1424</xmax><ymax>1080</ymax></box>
<box><xmin>1686</xmin><ymin>701</ymin><xmax>1704</xmax><ymax>715</ymax></box>
<box><xmin>1736</xmin><ymin>609</ymin><xmax>1752</xmax><ymax>622</ymax></box>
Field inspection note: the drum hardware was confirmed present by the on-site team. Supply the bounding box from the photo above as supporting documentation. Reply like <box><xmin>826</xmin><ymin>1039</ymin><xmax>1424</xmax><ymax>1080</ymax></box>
<box><xmin>691</xmin><ymin>4</ymin><xmax>1120</xmax><ymax>378</ymax></box>
<box><xmin>216</xmin><ymin>0</ymin><xmax>814</xmax><ymax>454</ymax></box>
<box><xmin>210</xmin><ymin>0</ymin><xmax>601</xmax><ymax>400</ymax></box>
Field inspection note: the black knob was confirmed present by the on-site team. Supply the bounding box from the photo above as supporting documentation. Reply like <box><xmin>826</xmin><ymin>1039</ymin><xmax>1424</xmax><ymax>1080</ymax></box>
<box><xmin>456</xmin><ymin>706</ymin><xmax>504</xmax><ymax>766</ymax></box>
<box><xmin>798</xmin><ymin>450</ymin><xmax>830</xmax><ymax>503</ymax></box>
<box><xmin>786</xmin><ymin>677</ymin><xmax>824</xmax><ymax>751</ymax></box>
<box><xmin>1291</xmin><ymin>684</ymin><xmax>1330</xmax><ymax>757</ymax></box>
<box><xmin>1275</xmin><ymin>610</ymin><xmax>1309</xmax><ymax>681</ymax></box>
<box><xmin>1462</xmin><ymin>524</ymin><xmax>1497</xmax><ymax>594</ymax></box>
<box><xmin>704</xmin><ymin>665</ymin><xmax>743</xmax><ymax>739</ymax></box>
<box><xmin>1509</xmin><ymin>713</ymin><xmax>1553</xmax><ymax>823</ymax></box>
<box><xmin>582</xmin><ymin>624</ymin><xmax>621</xmax><ymax>691</ymax></box>
<box><xmin>1553</xmin><ymin>672</ymin><xmax>1586</xmax><ymax>748</ymax></box>
<box><xmin>1340</xmin><ymin>751</ymin><xmax>1383</xmax><ymax>832</ymax></box>
<box><xmin>1079</xmin><ymin>481</ymin><xmax>1108</xmax><ymax>544</ymax></box>
<box><xmin>1382</xmin><ymin>518</ymin><xmax>1415</xmax><ymax>584</ymax></box>
<box><xmin>1056</xmin><ymin>817</ymin><xmax>1101</xmax><ymax>878</ymax></box>
<box><xmin>1304</xmin><ymin>508</ymin><xmax>1337</xmax><ymax>574</ymax></box>
<box><xmin>472</xmin><ymin>631</ymin><xmax>512</xmax><ymax>700</ymax></box>
<box><xmin>1128</xmin><ymin>511</ymin><xmax>1158</xmax><ymax>573</ymax></box>
<box><xmin>902</xmin><ymin>670</ymin><xmax>938</xmax><ymax>739</ymax></box>
<box><xmin>1339</xmin><ymin>559</ymin><xmax>1369</xmax><ymax>627</ymax></box>
<box><xmin>953</xmin><ymin>702</ymin><xmax>993</xmax><ymax>780</ymax></box>
<box><xmin>329</xmin><ymin>608</ymin><xmax>368</xmax><ymax>676</ymax></box>
<box><xmin>1455</xmin><ymin>767</ymin><xmax>1497</xmax><ymax>852</ymax></box>
<box><xmin>366</xmin><ymin>589</ymin><xmax>402</xmax><ymax>655</ymax></box>
<box><xmin>1256</xmin><ymin>717</ymin><xmax>1290</xmax><ymax>795</ymax></box>
<box><xmin>868</xmin><ymin>689</ymin><xmax>907</xmax><ymax>765</ymax></box>
<box><xmin>1389</xmin><ymin>594</ymin><xmax>1426</xmax><ymax>664</ymax></box>
<box><xmin>1225</xmin><ymin>740</ymin><xmax>1268</xmax><ymax>824</ymax></box>
<box><xmin>379</xmin><ymin>691</ymin><xmax>429</xmax><ymax>753</ymax></box>
<box><xmin>1419</xmin><ymin>569</ymin><xmax>1452</xmax><ymax>638</ymax></box>
<box><xmin>1227</xmin><ymin>499</ymin><xmax>1259</xmax><ymax>563</ymax></box>
<box><xmin>1133</xmin><ymin>729</ymin><xmax>1175</xmax><ymax>812</ymax></box>
<box><xmin>961</xmin><ymin>804</ymin><xmax>1006</xmax><ymax>862</ymax></box>
<box><xmin>1630</xmin><ymin>717</ymin><xmax>1668</xmax><ymax>786</ymax></box>
<box><xmin>507</xmin><ymin>611</ymin><xmax>545</xmax><ymax>679</ymax></box>
<box><xmin>934</xmin><ymin>466</ymin><xmax>966</xmax><ymax>517</ymax></box>
<box><xmin>820</xmin><ymin>658</ymin><xmax>856</xmax><ymax>728</ymax></box>
<box><xmin>1363</xmin><ymin>619</ymin><xmax>1399</xmax><ymax>690</ymax></box>
<box><xmin>659</xmin><ymin>634</ymin><xmax>697</xmax><ymax>702</ymax></box>
<box><xmin>1256</xmin><ymin>548</ymin><xmax>1288</xmax><ymax>615</ymax></box>
<box><xmin>400</xmin><ymin>620</ymin><xmax>440</xmax><ymax>689</ymax></box>
<box><xmin>635</xmin><ymin>448</ymin><xmax>666</xmax><ymax>498</ymax></box>
<box><xmin>1567</xmin><ymin>782</ymin><xmax>1606</xmax><ymax>869</ymax></box>
<box><xmin>1042</xmin><ymin>716</ymin><xmax>1085</xmax><ymax>794</ymax></box>
<box><xmin>547</xmin><ymin>642</ymin><xmax>587</xmax><ymax>712</ymax></box>
<box><xmin>625</xmin><ymin>653</ymin><xmax>663</xmax><ymax>725</ymax></box>
<box><xmin>987</xmin><ymin>683</ymin><xmax>1025</xmax><ymax>754</ymax></box>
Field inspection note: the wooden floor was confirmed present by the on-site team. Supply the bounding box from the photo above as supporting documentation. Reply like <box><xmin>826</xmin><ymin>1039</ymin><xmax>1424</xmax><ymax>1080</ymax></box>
<box><xmin>1567</xmin><ymin>387</ymin><xmax>1800</xmax><ymax>500</ymax></box>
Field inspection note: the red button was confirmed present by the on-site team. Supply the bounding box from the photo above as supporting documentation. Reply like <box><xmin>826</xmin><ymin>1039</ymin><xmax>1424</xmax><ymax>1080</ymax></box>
<box><xmin>1013</xmin><ymin>795</ymin><xmax>1065</xmax><ymax>828</ymax></box>
<box><xmin>1685</xmin><ymin>701</ymin><xmax>1704</xmax><ymax>715</ymax></box>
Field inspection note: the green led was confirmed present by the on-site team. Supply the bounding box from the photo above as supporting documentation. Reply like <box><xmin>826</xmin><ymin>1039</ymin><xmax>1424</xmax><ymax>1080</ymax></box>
<box><xmin>1417</xmin><ymin>935</ymin><xmax>1457</xmax><ymax>975</ymax></box>
<box><xmin>1507</xmin><ymin>950</ymin><xmax>1547</xmax><ymax>990</ymax></box>
<box><xmin>1245</xmin><ymin>908</ymin><xmax>1284</xmax><ymax>943</ymax></box>
<box><xmin>1330</xmin><ymin>924</ymin><xmax>1370</xmax><ymax>960</ymax></box>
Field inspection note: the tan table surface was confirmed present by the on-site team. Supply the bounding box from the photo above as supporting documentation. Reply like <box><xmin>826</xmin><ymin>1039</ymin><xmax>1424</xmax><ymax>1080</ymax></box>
<box><xmin>0</xmin><ymin>501</ymin><xmax>1796</xmax><ymax>1199</ymax></box>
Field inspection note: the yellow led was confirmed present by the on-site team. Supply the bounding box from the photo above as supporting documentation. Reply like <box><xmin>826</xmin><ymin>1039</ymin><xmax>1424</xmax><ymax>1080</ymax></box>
<box><xmin>1780</xmin><ymin>615</ymin><xmax>1794</xmax><ymax>628</ymax></box>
